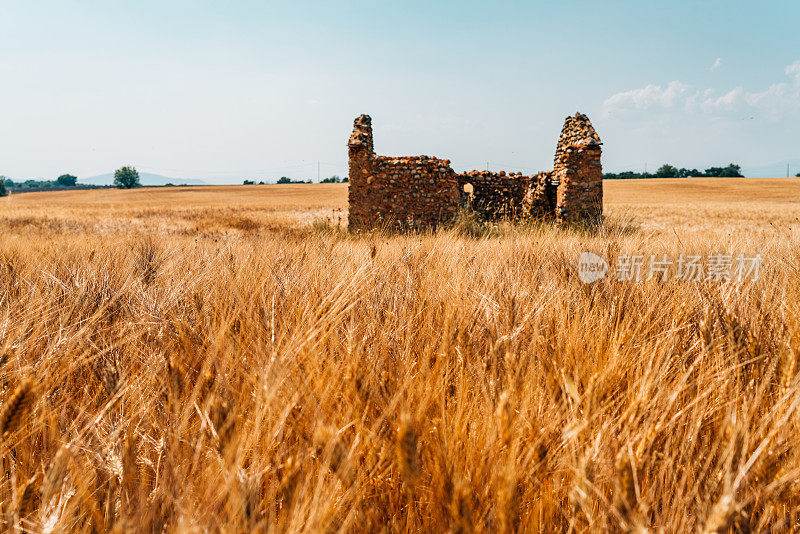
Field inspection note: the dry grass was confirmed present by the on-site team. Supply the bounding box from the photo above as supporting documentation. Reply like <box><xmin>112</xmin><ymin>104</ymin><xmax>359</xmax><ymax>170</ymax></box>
<box><xmin>0</xmin><ymin>184</ymin><xmax>348</xmax><ymax>236</ymax></box>
<box><xmin>0</xmin><ymin>178</ymin><xmax>799</xmax><ymax>532</ymax></box>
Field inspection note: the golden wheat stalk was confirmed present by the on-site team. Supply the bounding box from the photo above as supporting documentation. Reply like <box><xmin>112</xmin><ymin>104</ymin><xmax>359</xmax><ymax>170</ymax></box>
<box><xmin>701</xmin><ymin>493</ymin><xmax>737</xmax><ymax>534</ymax></box>
<box><xmin>0</xmin><ymin>378</ymin><xmax>35</xmax><ymax>439</ymax></box>
<box><xmin>396</xmin><ymin>412</ymin><xmax>419</xmax><ymax>485</ymax></box>
<box><xmin>16</xmin><ymin>471</ymin><xmax>42</xmax><ymax>520</ymax></box>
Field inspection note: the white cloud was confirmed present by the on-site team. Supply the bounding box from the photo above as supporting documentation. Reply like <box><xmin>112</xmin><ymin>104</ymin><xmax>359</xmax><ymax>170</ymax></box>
<box><xmin>710</xmin><ymin>57</ymin><xmax>722</xmax><ymax>71</ymax></box>
<box><xmin>602</xmin><ymin>81</ymin><xmax>691</xmax><ymax>116</ymax></box>
<box><xmin>786</xmin><ymin>60</ymin><xmax>800</xmax><ymax>82</ymax></box>
<box><xmin>701</xmin><ymin>87</ymin><xmax>745</xmax><ymax>112</ymax></box>
<box><xmin>602</xmin><ymin>60</ymin><xmax>800</xmax><ymax>120</ymax></box>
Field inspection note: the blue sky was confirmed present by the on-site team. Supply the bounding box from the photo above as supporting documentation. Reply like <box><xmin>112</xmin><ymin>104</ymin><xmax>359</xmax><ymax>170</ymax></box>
<box><xmin>1</xmin><ymin>0</ymin><xmax>799</xmax><ymax>182</ymax></box>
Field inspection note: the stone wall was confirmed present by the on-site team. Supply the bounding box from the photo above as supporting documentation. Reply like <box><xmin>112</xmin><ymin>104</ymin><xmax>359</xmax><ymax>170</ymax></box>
<box><xmin>522</xmin><ymin>171</ymin><xmax>558</xmax><ymax>221</ymax></box>
<box><xmin>553</xmin><ymin>113</ymin><xmax>603</xmax><ymax>223</ymax></box>
<box><xmin>347</xmin><ymin>115</ymin><xmax>377</xmax><ymax>229</ymax></box>
<box><xmin>348</xmin><ymin>115</ymin><xmax>460</xmax><ymax>230</ymax></box>
<box><xmin>456</xmin><ymin>171</ymin><xmax>531</xmax><ymax>221</ymax></box>
<box><xmin>347</xmin><ymin>112</ymin><xmax>602</xmax><ymax>230</ymax></box>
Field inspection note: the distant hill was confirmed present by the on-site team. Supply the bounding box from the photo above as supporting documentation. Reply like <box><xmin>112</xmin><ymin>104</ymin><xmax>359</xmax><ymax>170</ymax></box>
<box><xmin>80</xmin><ymin>172</ymin><xmax>208</xmax><ymax>186</ymax></box>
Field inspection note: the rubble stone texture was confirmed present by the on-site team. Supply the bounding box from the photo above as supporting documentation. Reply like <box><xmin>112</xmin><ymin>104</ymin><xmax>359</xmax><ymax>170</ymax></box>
<box><xmin>456</xmin><ymin>171</ymin><xmax>531</xmax><ymax>222</ymax></box>
<box><xmin>552</xmin><ymin>113</ymin><xmax>603</xmax><ymax>224</ymax></box>
<box><xmin>347</xmin><ymin>112</ymin><xmax>602</xmax><ymax>230</ymax></box>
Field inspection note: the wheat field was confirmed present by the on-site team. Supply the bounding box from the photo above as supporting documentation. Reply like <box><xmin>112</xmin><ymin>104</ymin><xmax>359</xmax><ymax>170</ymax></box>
<box><xmin>1</xmin><ymin>178</ymin><xmax>800</xmax><ymax>532</ymax></box>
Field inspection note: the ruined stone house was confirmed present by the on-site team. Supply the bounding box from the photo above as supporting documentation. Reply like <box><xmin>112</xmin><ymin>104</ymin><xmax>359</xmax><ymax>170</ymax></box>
<box><xmin>347</xmin><ymin>113</ymin><xmax>602</xmax><ymax>230</ymax></box>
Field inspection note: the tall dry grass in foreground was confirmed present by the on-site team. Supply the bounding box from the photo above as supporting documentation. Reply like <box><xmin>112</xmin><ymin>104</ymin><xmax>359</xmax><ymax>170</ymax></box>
<box><xmin>1</xmin><ymin>182</ymin><xmax>800</xmax><ymax>532</ymax></box>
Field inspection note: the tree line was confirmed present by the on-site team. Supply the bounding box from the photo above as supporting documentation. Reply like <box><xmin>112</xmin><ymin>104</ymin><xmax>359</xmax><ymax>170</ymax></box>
<box><xmin>243</xmin><ymin>175</ymin><xmax>348</xmax><ymax>185</ymax></box>
<box><xmin>604</xmin><ymin>163</ymin><xmax>744</xmax><ymax>179</ymax></box>
<box><xmin>1</xmin><ymin>167</ymin><xmax>352</xmax><ymax>197</ymax></box>
<box><xmin>1</xmin><ymin>173</ymin><xmax>79</xmax><ymax>190</ymax></box>
<box><xmin>0</xmin><ymin>167</ymin><xmax>141</xmax><ymax>195</ymax></box>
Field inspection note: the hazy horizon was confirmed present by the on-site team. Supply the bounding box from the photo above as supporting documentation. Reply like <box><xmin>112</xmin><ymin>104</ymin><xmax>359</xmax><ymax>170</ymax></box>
<box><xmin>2</xmin><ymin>1</ymin><xmax>799</xmax><ymax>183</ymax></box>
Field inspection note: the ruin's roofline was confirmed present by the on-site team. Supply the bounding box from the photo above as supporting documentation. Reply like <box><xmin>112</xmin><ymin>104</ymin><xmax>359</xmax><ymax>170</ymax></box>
<box><xmin>460</xmin><ymin>170</ymin><xmax>532</xmax><ymax>177</ymax></box>
<box><xmin>375</xmin><ymin>156</ymin><xmax>451</xmax><ymax>164</ymax></box>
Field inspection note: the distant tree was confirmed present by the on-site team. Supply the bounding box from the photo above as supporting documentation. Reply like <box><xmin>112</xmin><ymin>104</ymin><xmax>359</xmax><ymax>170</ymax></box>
<box><xmin>0</xmin><ymin>177</ymin><xmax>7</xmax><ymax>197</ymax></box>
<box><xmin>243</xmin><ymin>179</ymin><xmax>255</xmax><ymax>185</ymax></box>
<box><xmin>343</xmin><ymin>177</ymin><xmax>349</xmax><ymax>183</ymax></box>
<box><xmin>728</xmin><ymin>164</ymin><xmax>744</xmax><ymax>177</ymax></box>
<box><xmin>114</xmin><ymin>166</ymin><xmax>140</xmax><ymax>189</ymax></box>
<box><xmin>606</xmin><ymin>164</ymin><xmax>743</xmax><ymax>179</ymax></box>
<box><xmin>56</xmin><ymin>174</ymin><xmax>78</xmax><ymax>187</ymax></box>
<box><xmin>703</xmin><ymin>164</ymin><xmax>743</xmax><ymax>177</ymax></box>
<box><xmin>604</xmin><ymin>171</ymin><xmax>646</xmax><ymax>179</ymax></box>
<box><xmin>23</xmin><ymin>179</ymin><xmax>53</xmax><ymax>188</ymax></box>
<box><xmin>796</xmin><ymin>172</ymin><xmax>800</xmax><ymax>177</ymax></box>
<box><xmin>276</xmin><ymin>176</ymin><xmax>314</xmax><ymax>184</ymax></box>
<box><xmin>320</xmin><ymin>175</ymin><xmax>341</xmax><ymax>183</ymax></box>
<box><xmin>654</xmin><ymin>164</ymin><xmax>679</xmax><ymax>178</ymax></box>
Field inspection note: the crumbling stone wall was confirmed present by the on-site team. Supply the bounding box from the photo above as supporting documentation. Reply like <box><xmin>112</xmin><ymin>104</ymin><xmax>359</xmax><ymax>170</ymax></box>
<box><xmin>522</xmin><ymin>171</ymin><xmax>557</xmax><ymax>220</ymax></box>
<box><xmin>347</xmin><ymin>112</ymin><xmax>601</xmax><ymax>230</ymax></box>
<box><xmin>454</xmin><ymin>170</ymin><xmax>562</xmax><ymax>223</ymax></box>
<box><xmin>553</xmin><ymin>113</ymin><xmax>603</xmax><ymax>223</ymax></box>
<box><xmin>348</xmin><ymin>115</ymin><xmax>460</xmax><ymax>230</ymax></box>
<box><xmin>456</xmin><ymin>171</ymin><xmax>532</xmax><ymax>221</ymax></box>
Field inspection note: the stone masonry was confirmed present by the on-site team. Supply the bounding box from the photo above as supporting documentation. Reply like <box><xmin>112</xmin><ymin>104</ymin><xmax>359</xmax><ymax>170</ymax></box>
<box><xmin>457</xmin><ymin>170</ymin><xmax>531</xmax><ymax>222</ymax></box>
<box><xmin>552</xmin><ymin>113</ymin><xmax>603</xmax><ymax>223</ymax></box>
<box><xmin>347</xmin><ymin>112</ymin><xmax>602</xmax><ymax>230</ymax></box>
<box><xmin>348</xmin><ymin>115</ymin><xmax>461</xmax><ymax>230</ymax></box>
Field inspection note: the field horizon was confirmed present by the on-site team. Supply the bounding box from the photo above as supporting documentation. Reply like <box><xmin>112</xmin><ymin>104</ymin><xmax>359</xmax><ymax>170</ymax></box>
<box><xmin>3</xmin><ymin>176</ymin><xmax>799</xmax><ymax>236</ymax></box>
